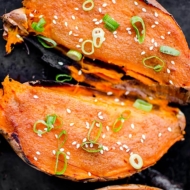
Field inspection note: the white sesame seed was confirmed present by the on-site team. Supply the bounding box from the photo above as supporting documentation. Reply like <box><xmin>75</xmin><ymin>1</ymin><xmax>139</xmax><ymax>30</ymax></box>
<box><xmin>79</xmin><ymin>38</ymin><xmax>83</xmax><ymax>43</ymax></box>
<box><xmin>76</xmin><ymin>144</ymin><xmax>80</xmax><ymax>149</ymax></box>
<box><xmin>58</xmin><ymin>61</ymin><xmax>63</xmax><ymax>66</ymax></box>
<box><xmin>71</xmin><ymin>15</ymin><xmax>75</xmax><ymax>20</ymax></box>
<box><xmin>54</xmin><ymin>15</ymin><xmax>58</xmax><ymax>19</ymax></box>
<box><xmin>114</xmin><ymin>35</ymin><xmax>118</xmax><ymax>38</ymax></box>
<box><xmin>74</xmin><ymin>7</ymin><xmax>79</xmax><ymax>10</ymax></box>
<box><xmin>44</xmin><ymin>128</ymin><xmax>47</xmax><ymax>131</ymax></box>
<box><xmin>154</xmin><ymin>42</ymin><xmax>158</xmax><ymax>47</ymax></box>
<box><xmin>155</xmin><ymin>21</ymin><xmax>159</xmax><ymax>25</ymax></box>
<box><xmin>134</xmin><ymin>37</ymin><xmax>138</xmax><ymax>42</ymax></box>
<box><xmin>130</xmin><ymin>152</ymin><xmax>134</xmax><ymax>155</ymax></box>
<box><xmin>158</xmin><ymin>133</ymin><xmax>162</xmax><ymax>137</ymax></box>
<box><xmin>114</xmin><ymin>98</ymin><xmax>119</xmax><ymax>102</ymax></box>
<box><xmin>16</xmin><ymin>34</ymin><xmax>21</xmax><ymax>39</ymax></box>
<box><xmin>100</xmin><ymin>150</ymin><xmax>104</xmax><ymax>154</ymax></box>
<box><xmin>67</xmin><ymin>152</ymin><xmax>70</xmax><ymax>155</ymax></box>
<box><xmin>29</xmin><ymin>13</ymin><xmax>34</xmax><ymax>17</ymax></box>
<box><xmin>33</xmin><ymin>95</ymin><xmax>38</xmax><ymax>99</ymax></box>
<box><xmin>98</xmin><ymin>115</ymin><xmax>104</xmax><ymax>120</ymax></box>
<box><xmin>126</xmin><ymin>28</ymin><xmax>131</xmax><ymax>31</ymax></box>
<box><xmin>151</xmin><ymin>38</ymin><xmax>155</xmax><ymax>43</ymax></box>
<box><xmin>151</xmin><ymin>25</ymin><xmax>156</xmax><ymax>28</ymax></box>
<box><xmin>169</xmin><ymin>80</ymin><xmax>173</xmax><ymax>85</ymax></box>
<box><xmin>78</xmin><ymin>70</ymin><xmax>82</xmax><ymax>75</ymax></box>
<box><xmin>142</xmin><ymin>8</ymin><xmax>146</xmax><ymax>12</ymax></box>
<box><xmin>66</xmin><ymin>155</ymin><xmax>70</xmax><ymax>160</ymax></box>
<box><xmin>149</xmin><ymin>96</ymin><xmax>153</xmax><ymax>100</ymax></box>
<box><xmin>94</xmin><ymin>99</ymin><xmax>98</xmax><ymax>102</ymax></box>
<box><xmin>149</xmin><ymin>46</ymin><xmax>154</xmax><ymax>51</ymax></box>
<box><xmin>69</xmin><ymin>31</ymin><xmax>73</xmax><ymax>35</ymax></box>
<box><xmin>85</xmin><ymin>144</ymin><xmax>88</xmax><ymax>148</ymax></box>
<box><xmin>171</xmin><ymin>61</ymin><xmax>175</xmax><ymax>65</ymax></box>
<box><xmin>90</xmin><ymin>143</ymin><xmax>93</xmax><ymax>148</ymax></box>
<box><xmin>70</xmin><ymin>123</ymin><xmax>75</xmax><ymax>127</ymax></box>
<box><xmin>123</xmin><ymin>144</ymin><xmax>128</xmax><ymax>149</ymax></box>
<box><xmin>66</xmin><ymin>108</ymin><xmax>71</xmax><ymax>113</ymax></box>
<box><xmin>112</xmin><ymin>0</ymin><xmax>116</xmax><ymax>4</ymax></box>
<box><xmin>86</xmin><ymin>122</ymin><xmax>90</xmax><ymax>129</ymax></box>
<box><xmin>107</xmin><ymin>91</ymin><xmax>113</xmax><ymax>96</ymax></box>
<box><xmin>93</xmin><ymin>18</ymin><xmax>98</xmax><ymax>22</ymax></box>
<box><xmin>106</xmin><ymin>126</ymin><xmax>110</xmax><ymax>131</ymax></box>
<box><xmin>95</xmin><ymin>21</ymin><xmax>100</xmax><ymax>25</ymax></box>
<box><xmin>76</xmin><ymin>45</ymin><xmax>81</xmax><ymax>48</ymax></box>
<box><xmin>39</xmin><ymin>15</ymin><xmax>43</xmax><ymax>18</ymax></box>
<box><xmin>131</xmin><ymin>123</ymin><xmax>135</xmax><ymax>129</ymax></box>
<box><xmin>52</xmin><ymin>150</ymin><xmax>56</xmax><ymax>155</ymax></box>
<box><xmin>113</xmin><ymin>31</ymin><xmax>117</xmax><ymax>35</ymax></box>
<box><xmin>154</xmin><ymin>12</ymin><xmax>158</xmax><ymax>17</ymax></box>
<box><xmin>168</xmin><ymin>127</ymin><xmax>172</xmax><ymax>132</ymax></box>
<box><xmin>88</xmin><ymin>172</ymin><xmax>92</xmax><ymax>176</ymax></box>
<box><xmin>168</xmin><ymin>31</ymin><xmax>171</xmax><ymax>35</ymax></box>
<box><xmin>141</xmin><ymin>51</ymin><xmax>146</xmax><ymax>55</ymax></box>
<box><xmin>142</xmin><ymin>134</ymin><xmax>146</xmax><ymax>140</ymax></box>
<box><xmin>102</xmin><ymin>134</ymin><xmax>106</xmax><ymax>139</ymax></box>
<box><xmin>65</xmin><ymin>22</ymin><xmax>68</xmax><ymax>27</ymax></box>
<box><xmin>36</xmin><ymin>151</ymin><xmax>40</xmax><ymax>155</ymax></box>
<box><xmin>129</xmin><ymin>134</ymin><xmax>132</xmax><ymax>138</ymax></box>
<box><xmin>120</xmin><ymin>147</ymin><xmax>124</xmax><ymax>151</ymax></box>
<box><xmin>125</xmin><ymin>91</ymin><xmax>130</xmax><ymax>95</ymax></box>
<box><xmin>38</xmin><ymin>133</ymin><xmax>42</xmax><ymax>137</ymax></box>
<box><xmin>55</xmin><ymin>134</ymin><xmax>58</xmax><ymax>139</ymax></box>
<box><xmin>52</xmin><ymin>20</ymin><xmax>56</xmax><ymax>24</ymax></box>
<box><xmin>117</xmin><ymin>141</ymin><xmax>121</xmax><ymax>145</ymax></box>
<box><xmin>98</xmin><ymin>8</ymin><xmax>102</xmax><ymax>13</ymax></box>
<box><xmin>96</xmin><ymin>122</ymin><xmax>100</xmax><ymax>127</ymax></box>
<box><xmin>167</xmin><ymin>69</ymin><xmax>171</xmax><ymax>74</ymax></box>
<box><xmin>72</xmin><ymin>141</ymin><xmax>77</xmax><ymax>145</ymax></box>
<box><xmin>98</xmin><ymin>112</ymin><xmax>102</xmax><ymax>116</ymax></box>
<box><xmin>126</xmin><ymin>148</ymin><xmax>130</xmax><ymax>152</ymax></box>
<box><xmin>121</xmin><ymin>102</ymin><xmax>125</xmax><ymax>106</ymax></box>
<box><xmin>134</xmin><ymin>1</ymin><xmax>138</xmax><ymax>5</ymax></box>
<box><xmin>83</xmin><ymin>138</ymin><xmax>87</xmax><ymax>142</ymax></box>
<box><xmin>128</xmin><ymin>31</ymin><xmax>132</xmax><ymax>35</ymax></box>
<box><xmin>34</xmin><ymin>157</ymin><xmax>38</xmax><ymax>161</ymax></box>
<box><xmin>161</xmin><ymin>36</ymin><xmax>165</xmax><ymax>39</ymax></box>
<box><xmin>141</xmin><ymin>139</ymin><xmax>144</xmax><ymax>143</ymax></box>
<box><xmin>102</xmin><ymin>3</ymin><xmax>107</xmax><ymax>7</ymax></box>
<box><xmin>60</xmin><ymin>148</ymin><xmax>64</xmax><ymax>152</ymax></box>
<box><xmin>75</xmin><ymin>26</ymin><xmax>79</xmax><ymax>30</ymax></box>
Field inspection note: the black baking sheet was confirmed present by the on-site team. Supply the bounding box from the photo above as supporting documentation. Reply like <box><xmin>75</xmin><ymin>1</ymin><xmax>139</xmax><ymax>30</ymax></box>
<box><xmin>0</xmin><ymin>0</ymin><xmax>190</xmax><ymax>190</ymax></box>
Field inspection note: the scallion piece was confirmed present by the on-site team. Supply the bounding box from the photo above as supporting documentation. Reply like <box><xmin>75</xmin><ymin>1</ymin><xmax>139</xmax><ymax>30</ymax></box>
<box><xmin>160</xmin><ymin>46</ymin><xmax>180</xmax><ymax>56</ymax></box>
<box><xmin>82</xmin><ymin>0</ymin><xmax>94</xmax><ymax>11</ymax></box>
<box><xmin>131</xmin><ymin>16</ymin><xmax>146</xmax><ymax>44</ymax></box>
<box><xmin>55</xmin><ymin>151</ymin><xmax>67</xmax><ymax>175</ymax></box>
<box><xmin>37</xmin><ymin>36</ymin><xmax>57</xmax><ymax>48</ymax></box>
<box><xmin>81</xmin><ymin>141</ymin><xmax>103</xmax><ymax>153</ymax></box>
<box><xmin>92</xmin><ymin>28</ymin><xmax>105</xmax><ymax>48</ymax></box>
<box><xmin>45</xmin><ymin>114</ymin><xmax>57</xmax><ymax>131</ymax></box>
<box><xmin>143</xmin><ymin>56</ymin><xmax>165</xmax><ymax>72</ymax></box>
<box><xmin>133</xmin><ymin>99</ymin><xmax>153</xmax><ymax>112</ymax></box>
<box><xmin>58</xmin><ymin>130</ymin><xmax>67</xmax><ymax>149</ymax></box>
<box><xmin>55</xmin><ymin>74</ymin><xmax>72</xmax><ymax>83</ymax></box>
<box><xmin>31</xmin><ymin>18</ymin><xmax>46</xmax><ymax>32</ymax></box>
<box><xmin>87</xmin><ymin>120</ymin><xmax>102</xmax><ymax>143</ymax></box>
<box><xmin>33</xmin><ymin>120</ymin><xmax>48</xmax><ymax>135</ymax></box>
<box><xmin>103</xmin><ymin>14</ymin><xmax>120</xmax><ymax>32</ymax></box>
<box><xmin>112</xmin><ymin>110</ymin><xmax>131</xmax><ymax>132</ymax></box>
<box><xmin>66</xmin><ymin>50</ymin><xmax>82</xmax><ymax>61</ymax></box>
<box><xmin>81</xmin><ymin>40</ymin><xmax>94</xmax><ymax>55</ymax></box>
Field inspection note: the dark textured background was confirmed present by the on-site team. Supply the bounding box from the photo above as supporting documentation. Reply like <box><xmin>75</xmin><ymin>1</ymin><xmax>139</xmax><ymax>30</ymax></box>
<box><xmin>0</xmin><ymin>1</ymin><xmax>190</xmax><ymax>190</ymax></box>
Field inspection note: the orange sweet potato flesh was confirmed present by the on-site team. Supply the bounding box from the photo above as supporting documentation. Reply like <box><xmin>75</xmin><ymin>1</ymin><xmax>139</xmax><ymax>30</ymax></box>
<box><xmin>96</xmin><ymin>184</ymin><xmax>161</xmax><ymax>190</ymax></box>
<box><xmin>19</xmin><ymin>0</ymin><xmax>190</xmax><ymax>88</ymax></box>
<box><xmin>0</xmin><ymin>77</ymin><xmax>185</xmax><ymax>181</ymax></box>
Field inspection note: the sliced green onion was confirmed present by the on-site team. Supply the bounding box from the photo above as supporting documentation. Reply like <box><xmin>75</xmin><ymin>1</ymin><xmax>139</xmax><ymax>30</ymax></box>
<box><xmin>133</xmin><ymin>99</ymin><xmax>153</xmax><ymax>112</ymax></box>
<box><xmin>87</xmin><ymin>120</ymin><xmax>102</xmax><ymax>143</ymax></box>
<box><xmin>81</xmin><ymin>141</ymin><xmax>103</xmax><ymax>153</ymax></box>
<box><xmin>92</xmin><ymin>28</ymin><xmax>105</xmax><ymax>48</ymax></box>
<box><xmin>112</xmin><ymin>110</ymin><xmax>131</xmax><ymax>132</ymax></box>
<box><xmin>143</xmin><ymin>56</ymin><xmax>165</xmax><ymax>72</ymax></box>
<box><xmin>33</xmin><ymin>120</ymin><xmax>48</xmax><ymax>135</ymax></box>
<box><xmin>55</xmin><ymin>74</ymin><xmax>72</xmax><ymax>82</ymax></box>
<box><xmin>81</xmin><ymin>40</ymin><xmax>94</xmax><ymax>55</ymax></box>
<box><xmin>31</xmin><ymin>18</ymin><xmax>46</xmax><ymax>32</ymax></box>
<box><xmin>131</xmin><ymin>16</ymin><xmax>146</xmax><ymax>44</ymax></box>
<box><xmin>55</xmin><ymin>151</ymin><xmax>67</xmax><ymax>175</ymax></box>
<box><xmin>129</xmin><ymin>153</ymin><xmax>143</xmax><ymax>170</ymax></box>
<box><xmin>66</xmin><ymin>50</ymin><xmax>82</xmax><ymax>61</ymax></box>
<box><xmin>37</xmin><ymin>35</ymin><xmax>57</xmax><ymax>48</ymax></box>
<box><xmin>103</xmin><ymin>14</ymin><xmax>120</xmax><ymax>32</ymax></box>
<box><xmin>82</xmin><ymin>0</ymin><xmax>94</xmax><ymax>11</ymax></box>
<box><xmin>58</xmin><ymin>130</ymin><xmax>67</xmax><ymax>149</ymax></box>
<box><xmin>160</xmin><ymin>46</ymin><xmax>180</xmax><ymax>56</ymax></box>
<box><xmin>45</xmin><ymin>114</ymin><xmax>57</xmax><ymax>131</ymax></box>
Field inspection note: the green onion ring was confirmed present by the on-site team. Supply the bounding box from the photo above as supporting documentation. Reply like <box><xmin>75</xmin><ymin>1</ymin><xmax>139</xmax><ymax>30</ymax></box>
<box><xmin>131</xmin><ymin>16</ymin><xmax>146</xmax><ymax>44</ymax></box>
<box><xmin>66</xmin><ymin>50</ymin><xmax>83</xmax><ymax>61</ymax></box>
<box><xmin>37</xmin><ymin>35</ymin><xmax>57</xmax><ymax>48</ymax></box>
<box><xmin>82</xmin><ymin>0</ymin><xmax>94</xmax><ymax>11</ymax></box>
<box><xmin>81</xmin><ymin>141</ymin><xmax>103</xmax><ymax>153</ymax></box>
<box><xmin>81</xmin><ymin>40</ymin><xmax>94</xmax><ymax>55</ymax></box>
<box><xmin>55</xmin><ymin>151</ymin><xmax>67</xmax><ymax>175</ymax></box>
<box><xmin>58</xmin><ymin>130</ymin><xmax>67</xmax><ymax>149</ymax></box>
<box><xmin>87</xmin><ymin>120</ymin><xmax>102</xmax><ymax>143</ymax></box>
<box><xmin>33</xmin><ymin>120</ymin><xmax>48</xmax><ymax>135</ymax></box>
<box><xmin>143</xmin><ymin>56</ymin><xmax>165</xmax><ymax>72</ymax></box>
<box><xmin>133</xmin><ymin>99</ymin><xmax>153</xmax><ymax>112</ymax></box>
<box><xmin>55</xmin><ymin>74</ymin><xmax>72</xmax><ymax>83</ymax></box>
<box><xmin>160</xmin><ymin>45</ymin><xmax>180</xmax><ymax>56</ymax></box>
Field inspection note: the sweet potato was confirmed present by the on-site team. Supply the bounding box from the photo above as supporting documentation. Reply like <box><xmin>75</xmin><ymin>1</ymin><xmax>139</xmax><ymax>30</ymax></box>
<box><xmin>0</xmin><ymin>77</ymin><xmax>185</xmax><ymax>181</ymax></box>
<box><xmin>2</xmin><ymin>0</ymin><xmax>190</xmax><ymax>89</ymax></box>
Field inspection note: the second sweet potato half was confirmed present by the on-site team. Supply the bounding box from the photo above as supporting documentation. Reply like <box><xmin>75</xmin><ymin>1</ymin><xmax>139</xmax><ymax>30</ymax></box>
<box><xmin>0</xmin><ymin>77</ymin><xmax>185</xmax><ymax>181</ymax></box>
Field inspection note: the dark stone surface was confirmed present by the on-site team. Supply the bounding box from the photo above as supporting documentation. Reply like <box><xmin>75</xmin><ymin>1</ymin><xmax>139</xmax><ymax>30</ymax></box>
<box><xmin>0</xmin><ymin>0</ymin><xmax>190</xmax><ymax>190</ymax></box>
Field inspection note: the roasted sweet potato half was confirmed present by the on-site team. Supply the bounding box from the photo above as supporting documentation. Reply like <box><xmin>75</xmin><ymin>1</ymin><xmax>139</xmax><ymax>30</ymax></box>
<box><xmin>96</xmin><ymin>184</ymin><xmax>161</xmax><ymax>190</ymax></box>
<box><xmin>2</xmin><ymin>0</ymin><xmax>190</xmax><ymax>90</ymax></box>
<box><xmin>0</xmin><ymin>77</ymin><xmax>185</xmax><ymax>181</ymax></box>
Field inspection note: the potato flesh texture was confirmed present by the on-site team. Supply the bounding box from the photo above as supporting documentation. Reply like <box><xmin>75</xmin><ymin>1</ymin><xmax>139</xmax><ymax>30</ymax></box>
<box><xmin>0</xmin><ymin>78</ymin><xmax>185</xmax><ymax>180</ymax></box>
<box><xmin>23</xmin><ymin>0</ymin><xmax>190</xmax><ymax>87</ymax></box>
